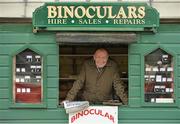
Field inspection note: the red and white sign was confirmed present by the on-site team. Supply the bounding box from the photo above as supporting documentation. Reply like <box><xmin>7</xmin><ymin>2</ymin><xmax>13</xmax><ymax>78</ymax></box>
<box><xmin>69</xmin><ymin>106</ymin><xmax>118</xmax><ymax>124</ymax></box>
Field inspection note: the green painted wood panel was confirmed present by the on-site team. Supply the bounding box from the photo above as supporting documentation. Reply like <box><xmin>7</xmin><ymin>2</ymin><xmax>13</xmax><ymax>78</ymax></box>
<box><xmin>1</xmin><ymin>107</ymin><xmax>180</xmax><ymax>120</ymax></box>
<box><xmin>129</xmin><ymin>87</ymin><xmax>141</xmax><ymax>97</ymax></box>
<box><xmin>47</xmin><ymin>66</ymin><xmax>59</xmax><ymax>77</ymax></box>
<box><xmin>0</xmin><ymin>44</ymin><xmax>57</xmax><ymax>55</ymax></box>
<box><xmin>140</xmin><ymin>33</ymin><xmax>180</xmax><ymax>44</ymax></box>
<box><xmin>0</xmin><ymin>109</ymin><xmax>68</xmax><ymax>120</ymax></box>
<box><xmin>129</xmin><ymin>54</ymin><xmax>141</xmax><ymax>65</ymax></box>
<box><xmin>177</xmin><ymin>99</ymin><xmax>180</xmax><ymax>105</ymax></box>
<box><xmin>129</xmin><ymin>76</ymin><xmax>141</xmax><ymax>87</ymax></box>
<box><xmin>47</xmin><ymin>78</ymin><xmax>58</xmax><ymax>88</ymax></box>
<box><xmin>0</xmin><ymin>24</ymin><xmax>32</xmax><ymax>33</ymax></box>
<box><xmin>0</xmin><ymin>44</ymin><xmax>25</xmax><ymax>55</ymax></box>
<box><xmin>129</xmin><ymin>44</ymin><xmax>163</xmax><ymax>55</ymax></box>
<box><xmin>119</xmin><ymin>120</ymin><xmax>180</xmax><ymax>124</ymax></box>
<box><xmin>178</xmin><ymin>55</ymin><xmax>180</xmax><ymax>66</ymax></box>
<box><xmin>0</xmin><ymin>33</ymin><xmax>56</xmax><ymax>44</ymax></box>
<box><xmin>0</xmin><ymin>56</ymin><xmax>9</xmax><ymax>66</ymax></box>
<box><xmin>128</xmin><ymin>98</ymin><xmax>141</xmax><ymax>107</ymax></box>
<box><xmin>47</xmin><ymin>99</ymin><xmax>58</xmax><ymax>108</ymax></box>
<box><xmin>47</xmin><ymin>55</ymin><xmax>59</xmax><ymax>66</ymax></box>
<box><xmin>31</xmin><ymin>44</ymin><xmax>58</xmax><ymax>55</ymax></box>
<box><xmin>129</xmin><ymin>65</ymin><xmax>140</xmax><ymax>76</ymax></box>
<box><xmin>178</xmin><ymin>77</ymin><xmax>180</xmax><ymax>88</ymax></box>
<box><xmin>130</xmin><ymin>44</ymin><xmax>180</xmax><ymax>56</ymax></box>
<box><xmin>178</xmin><ymin>88</ymin><xmax>180</xmax><ymax>98</ymax></box>
<box><xmin>129</xmin><ymin>44</ymin><xmax>155</xmax><ymax>54</ymax></box>
<box><xmin>0</xmin><ymin>78</ymin><xmax>8</xmax><ymax>88</ymax></box>
<box><xmin>161</xmin><ymin>45</ymin><xmax>179</xmax><ymax>54</ymax></box>
<box><xmin>0</xmin><ymin>99</ymin><xmax>9</xmax><ymax>109</ymax></box>
<box><xmin>47</xmin><ymin>88</ymin><xmax>58</xmax><ymax>98</ymax></box>
<box><xmin>158</xmin><ymin>24</ymin><xmax>180</xmax><ymax>32</ymax></box>
<box><xmin>0</xmin><ymin>67</ymin><xmax>9</xmax><ymax>77</ymax></box>
<box><xmin>178</xmin><ymin>67</ymin><xmax>180</xmax><ymax>77</ymax></box>
<box><xmin>0</xmin><ymin>89</ymin><xmax>8</xmax><ymax>98</ymax></box>
<box><xmin>1</xmin><ymin>120</ymin><xmax>180</xmax><ymax>124</ymax></box>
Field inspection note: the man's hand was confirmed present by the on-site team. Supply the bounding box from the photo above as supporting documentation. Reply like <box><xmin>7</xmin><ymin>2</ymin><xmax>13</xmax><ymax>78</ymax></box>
<box><xmin>60</xmin><ymin>100</ymin><xmax>69</xmax><ymax>107</ymax></box>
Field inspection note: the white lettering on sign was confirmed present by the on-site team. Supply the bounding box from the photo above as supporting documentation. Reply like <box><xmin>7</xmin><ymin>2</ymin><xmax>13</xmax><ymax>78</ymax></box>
<box><xmin>47</xmin><ymin>5</ymin><xmax>146</xmax><ymax>25</ymax></box>
<box><xmin>69</xmin><ymin>106</ymin><xmax>118</xmax><ymax>124</ymax></box>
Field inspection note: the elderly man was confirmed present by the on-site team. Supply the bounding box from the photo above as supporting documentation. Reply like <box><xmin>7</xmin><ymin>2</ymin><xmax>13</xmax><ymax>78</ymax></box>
<box><xmin>65</xmin><ymin>48</ymin><xmax>128</xmax><ymax>104</ymax></box>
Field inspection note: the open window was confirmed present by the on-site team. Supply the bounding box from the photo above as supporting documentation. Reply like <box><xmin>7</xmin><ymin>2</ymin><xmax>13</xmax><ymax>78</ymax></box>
<box><xmin>13</xmin><ymin>48</ymin><xmax>43</xmax><ymax>104</ymax></box>
<box><xmin>59</xmin><ymin>45</ymin><xmax>128</xmax><ymax>103</ymax></box>
<box><xmin>144</xmin><ymin>48</ymin><xmax>174</xmax><ymax>103</ymax></box>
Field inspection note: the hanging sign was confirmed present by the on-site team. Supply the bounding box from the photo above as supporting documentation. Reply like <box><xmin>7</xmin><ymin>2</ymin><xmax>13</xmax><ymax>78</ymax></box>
<box><xmin>69</xmin><ymin>106</ymin><xmax>118</xmax><ymax>124</ymax></box>
<box><xmin>33</xmin><ymin>2</ymin><xmax>159</xmax><ymax>32</ymax></box>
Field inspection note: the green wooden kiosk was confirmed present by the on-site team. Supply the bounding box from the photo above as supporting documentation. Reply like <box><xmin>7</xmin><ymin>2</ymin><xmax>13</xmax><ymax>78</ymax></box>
<box><xmin>0</xmin><ymin>2</ymin><xmax>180</xmax><ymax>124</ymax></box>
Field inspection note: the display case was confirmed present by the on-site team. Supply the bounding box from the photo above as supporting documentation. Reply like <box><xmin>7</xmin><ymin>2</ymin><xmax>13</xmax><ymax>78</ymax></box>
<box><xmin>144</xmin><ymin>48</ymin><xmax>174</xmax><ymax>103</ymax></box>
<box><xmin>13</xmin><ymin>49</ymin><xmax>42</xmax><ymax>103</ymax></box>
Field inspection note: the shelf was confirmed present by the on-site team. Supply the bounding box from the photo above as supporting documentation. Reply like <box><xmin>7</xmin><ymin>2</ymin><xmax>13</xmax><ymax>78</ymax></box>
<box><xmin>16</xmin><ymin>72</ymin><xmax>41</xmax><ymax>75</ymax></box>
<box><xmin>59</xmin><ymin>54</ymin><xmax>128</xmax><ymax>57</ymax></box>
<box><xmin>16</xmin><ymin>62</ymin><xmax>41</xmax><ymax>65</ymax></box>
<box><xmin>145</xmin><ymin>82</ymin><xmax>173</xmax><ymax>84</ymax></box>
<box><xmin>15</xmin><ymin>82</ymin><xmax>41</xmax><ymax>86</ymax></box>
<box><xmin>145</xmin><ymin>92</ymin><xmax>172</xmax><ymax>95</ymax></box>
<box><xmin>59</xmin><ymin>77</ymin><xmax>128</xmax><ymax>81</ymax></box>
<box><xmin>59</xmin><ymin>78</ymin><xmax>76</xmax><ymax>81</ymax></box>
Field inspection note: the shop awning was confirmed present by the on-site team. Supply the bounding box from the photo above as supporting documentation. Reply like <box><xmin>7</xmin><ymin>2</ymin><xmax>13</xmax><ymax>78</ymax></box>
<box><xmin>56</xmin><ymin>32</ymin><xmax>136</xmax><ymax>45</ymax></box>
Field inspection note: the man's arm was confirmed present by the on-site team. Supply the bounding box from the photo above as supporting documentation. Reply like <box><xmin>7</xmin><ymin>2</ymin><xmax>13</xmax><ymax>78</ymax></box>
<box><xmin>113</xmin><ymin>65</ymin><xmax>128</xmax><ymax>105</ymax></box>
<box><xmin>65</xmin><ymin>63</ymin><xmax>86</xmax><ymax>101</ymax></box>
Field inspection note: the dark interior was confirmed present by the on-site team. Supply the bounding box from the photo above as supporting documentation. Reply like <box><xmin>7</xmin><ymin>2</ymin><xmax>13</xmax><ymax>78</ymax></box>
<box><xmin>59</xmin><ymin>45</ymin><xmax>128</xmax><ymax>102</ymax></box>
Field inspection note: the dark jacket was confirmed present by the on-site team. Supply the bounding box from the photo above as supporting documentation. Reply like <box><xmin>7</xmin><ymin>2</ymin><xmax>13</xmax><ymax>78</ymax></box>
<box><xmin>66</xmin><ymin>58</ymin><xmax>128</xmax><ymax>104</ymax></box>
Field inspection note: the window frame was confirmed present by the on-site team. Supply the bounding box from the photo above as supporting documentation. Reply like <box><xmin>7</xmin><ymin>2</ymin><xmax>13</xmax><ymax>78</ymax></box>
<box><xmin>58</xmin><ymin>46</ymin><xmax>129</xmax><ymax>106</ymax></box>
<box><xmin>9</xmin><ymin>46</ymin><xmax>47</xmax><ymax>108</ymax></box>
<box><xmin>141</xmin><ymin>46</ymin><xmax>178</xmax><ymax>107</ymax></box>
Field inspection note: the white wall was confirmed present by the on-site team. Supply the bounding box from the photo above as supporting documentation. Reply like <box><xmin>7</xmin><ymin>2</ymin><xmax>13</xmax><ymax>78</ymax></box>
<box><xmin>0</xmin><ymin>0</ymin><xmax>180</xmax><ymax>18</ymax></box>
